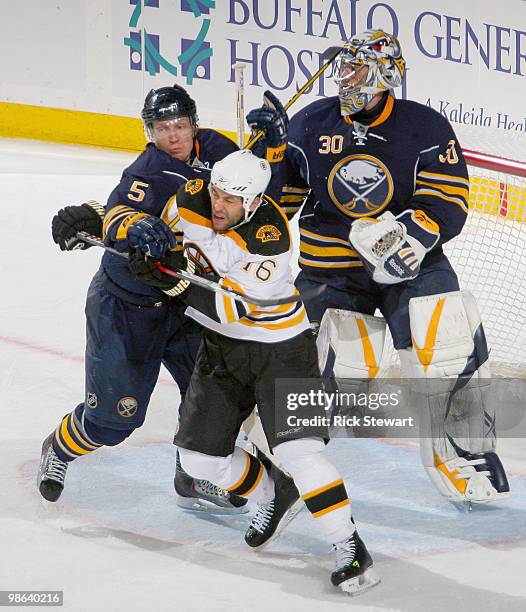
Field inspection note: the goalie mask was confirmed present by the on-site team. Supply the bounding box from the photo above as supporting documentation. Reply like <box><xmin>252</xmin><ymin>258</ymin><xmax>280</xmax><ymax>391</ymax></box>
<box><xmin>210</xmin><ymin>150</ymin><xmax>271</xmax><ymax>225</ymax></box>
<box><xmin>333</xmin><ymin>30</ymin><xmax>406</xmax><ymax>115</ymax></box>
<box><xmin>141</xmin><ymin>84</ymin><xmax>198</xmax><ymax>142</ymax></box>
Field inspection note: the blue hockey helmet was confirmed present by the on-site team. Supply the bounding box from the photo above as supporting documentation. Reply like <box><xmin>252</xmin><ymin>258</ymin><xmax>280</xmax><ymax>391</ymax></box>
<box><xmin>141</xmin><ymin>84</ymin><xmax>198</xmax><ymax>140</ymax></box>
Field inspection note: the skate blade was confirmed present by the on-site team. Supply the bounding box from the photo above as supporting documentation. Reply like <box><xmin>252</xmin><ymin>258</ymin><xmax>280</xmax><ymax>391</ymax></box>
<box><xmin>339</xmin><ymin>568</ymin><xmax>381</xmax><ymax>596</ymax></box>
<box><xmin>252</xmin><ymin>498</ymin><xmax>304</xmax><ymax>551</ymax></box>
<box><xmin>175</xmin><ymin>495</ymin><xmax>249</xmax><ymax>515</ymax></box>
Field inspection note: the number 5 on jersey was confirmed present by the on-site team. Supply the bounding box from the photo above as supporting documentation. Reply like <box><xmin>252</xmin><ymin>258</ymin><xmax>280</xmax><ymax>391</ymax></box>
<box><xmin>128</xmin><ymin>180</ymin><xmax>149</xmax><ymax>202</ymax></box>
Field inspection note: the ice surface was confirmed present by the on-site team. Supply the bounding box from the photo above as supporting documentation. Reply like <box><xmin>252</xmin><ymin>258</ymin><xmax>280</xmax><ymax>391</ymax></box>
<box><xmin>1</xmin><ymin>139</ymin><xmax>525</xmax><ymax>611</ymax></box>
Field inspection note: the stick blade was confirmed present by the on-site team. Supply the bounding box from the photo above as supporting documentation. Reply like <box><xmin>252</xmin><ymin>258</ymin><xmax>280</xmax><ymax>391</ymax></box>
<box><xmin>322</xmin><ymin>45</ymin><xmax>343</xmax><ymax>60</ymax></box>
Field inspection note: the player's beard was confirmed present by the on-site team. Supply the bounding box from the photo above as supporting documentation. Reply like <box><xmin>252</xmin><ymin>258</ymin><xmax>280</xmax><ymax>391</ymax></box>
<box><xmin>212</xmin><ymin>208</ymin><xmax>244</xmax><ymax>232</ymax></box>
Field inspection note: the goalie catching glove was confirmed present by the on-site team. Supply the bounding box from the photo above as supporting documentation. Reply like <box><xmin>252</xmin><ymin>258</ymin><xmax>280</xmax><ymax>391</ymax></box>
<box><xmin>246</xmin><ymin>90</ymin><xmax>288</xmax><ymax>163</ymax></box>
<box><xmin>349</xmin><ymin>209</ymin><xmax>440</xmax><ymax>284</ymax></box>
<box><xmin>128</xmin><ymin>247</ymin><xmax>196</xmax><ymax>297</ymax></box>
<box><xmin>52</xmin><ymin>201</ymin><xmax>105</xmax><ymax>251</ymax></box>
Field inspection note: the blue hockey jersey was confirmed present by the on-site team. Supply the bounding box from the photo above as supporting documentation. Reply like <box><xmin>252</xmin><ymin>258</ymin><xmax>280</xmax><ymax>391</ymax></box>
<box><xmin>100</xmin><ymin>129</ymin><xmax>237</xmax><ymax>303</ymax></box>
<box><xmin>273</xmin><ymin>95</ymin><xmax>469</xmax><ymax>285</ymax></box>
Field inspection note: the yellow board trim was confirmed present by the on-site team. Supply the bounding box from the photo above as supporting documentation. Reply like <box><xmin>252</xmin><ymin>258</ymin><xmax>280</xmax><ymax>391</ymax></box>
<box><xmin>0</xmin><ymin>101</ymin><xmax>238</xmax><ymax>152</ymax></box>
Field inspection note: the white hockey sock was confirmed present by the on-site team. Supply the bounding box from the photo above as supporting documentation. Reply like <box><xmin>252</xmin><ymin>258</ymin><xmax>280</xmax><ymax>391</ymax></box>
<box><xmin>274</xmin><ymin>438</ymin><xmax>355</xmax><ymax>543</ymax></box>
<box><xmin>178</xmin><ymin>446</ymin><xmax>274</xmax><ymax>503</ymax></box>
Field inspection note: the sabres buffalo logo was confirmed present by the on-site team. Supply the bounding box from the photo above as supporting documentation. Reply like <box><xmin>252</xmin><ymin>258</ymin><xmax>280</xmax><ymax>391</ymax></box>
<box><xmin>256</xmin><ymin>225</ymin><xmax>282</xmax><ymax>243</ymax></box>
<box><xmin>328</xmin><ymin>155</ymin><xmax>394</xmax><ymax>218</ymax></box>
<box><xmin>117</xmin><ymin>397</ymin><xmax>138</xmax><ymax>418</ymax></box>
<box><xmin>184</xmin><ymin>178</ymin><xmax>204</xmax><ymax>195</ymax></box>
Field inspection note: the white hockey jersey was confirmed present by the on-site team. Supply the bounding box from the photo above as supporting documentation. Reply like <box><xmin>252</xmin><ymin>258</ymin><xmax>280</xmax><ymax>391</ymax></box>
<box><xmin>161</xmin><ymin>177</ymin><xmax>310</xmax><ymax>342</ymax></box>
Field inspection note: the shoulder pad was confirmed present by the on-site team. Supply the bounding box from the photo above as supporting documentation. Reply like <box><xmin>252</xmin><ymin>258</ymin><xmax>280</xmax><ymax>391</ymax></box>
<box><xmin>196</xmin><ymin>129</ymin><xmax>238</xmax><ymax>165</ymax></box>
<box><xmin>176</xmin><ymin>179</ymin><xmax>212</xmax><ymax>219</ymax></box>
<box><xmin>289</xmin><ymin>96</ymin><xmax>341</xmax><ymax>140</ymax></box>
<box><xmin>232</xmin><ymin>197</ymin><xmax>291</xmax><ymax>255</ymax></box>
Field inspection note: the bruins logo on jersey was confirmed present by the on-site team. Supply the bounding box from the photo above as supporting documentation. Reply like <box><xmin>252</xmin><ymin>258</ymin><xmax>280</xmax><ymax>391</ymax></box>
<box><xmin>185</xmin><ymin>243</ymin><xmax>215</xmax><ymax>275</ymax></box>
<box><xmin>256</xmin><ymin>225</ymin><xmax>282</xmax><ymax>243</ymax></box>
<box><xmin>185</xmin><ymin>178</ymin><xmax>204</xmax><ymax>195</ymax></box>
<box><xmin>328</xmin><ymin>154</ymin><xmax>394</xmax><ymax>218</ymax></box>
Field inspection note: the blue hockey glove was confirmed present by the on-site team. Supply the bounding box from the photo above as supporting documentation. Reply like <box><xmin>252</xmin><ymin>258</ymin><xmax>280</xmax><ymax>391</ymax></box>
<box><xmin>246</xmin><ymin>90</ymin><xmax>288</xmax><ymax>163</ymax></box>
<box><xmin>127</xmin><ymin>215</ymin><xmax>176</xmax><ymax>259</ymax></box>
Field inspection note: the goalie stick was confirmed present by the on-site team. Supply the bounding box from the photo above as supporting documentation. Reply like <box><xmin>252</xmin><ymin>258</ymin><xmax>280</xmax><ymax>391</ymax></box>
<box><xmin>245</xmin><ymin>45</ymin><xmax>344</xmax><ymax>151</ymax></box>
<box><xmin>74</xmin><ymin>232</ymin><xmax>326</xmax><ymax>307</ymax></box>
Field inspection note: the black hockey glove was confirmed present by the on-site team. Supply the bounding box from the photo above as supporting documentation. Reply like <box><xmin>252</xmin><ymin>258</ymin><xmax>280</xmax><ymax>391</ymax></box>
<box><xmin>246</xmin><ymin>90</ymin><xmax>288</xmax><ymax>163</ymax></box>
<box><xmin>52</xmin><ymin>201</ymin><xmax>105</xmax><ymax>251</ymax></box>
<box><xmin>128</xmin><ymin>248</ymin><xmax>196</xmax><ymax>297</ymax></box>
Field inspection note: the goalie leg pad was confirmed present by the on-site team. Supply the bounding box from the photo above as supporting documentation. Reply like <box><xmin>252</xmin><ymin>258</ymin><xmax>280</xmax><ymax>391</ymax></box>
<box><xmin>316</xmin><ymin>309</ymin><xmax>386</xmax><ymax>380</ymax></box>
<box><xmin>317</xmin><ymin>309</ymin><xmax>386</xmax><ymax>431</ymax></box>
<box><xmin>398</xmin><ymin>290</ymin><xmax>510</xmax><ymax>503</ymax></box>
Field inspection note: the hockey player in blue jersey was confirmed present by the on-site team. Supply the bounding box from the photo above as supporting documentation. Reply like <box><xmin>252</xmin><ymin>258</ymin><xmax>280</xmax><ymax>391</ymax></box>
<box><xmin>38</xmin><ymin>84</ymin><xmax>250</xmax><ymax>513</ymax></box>
<box><xmin>247</xmin><ymin>30</ymin><xmax>510</xmax><ymax>505</ymax></box>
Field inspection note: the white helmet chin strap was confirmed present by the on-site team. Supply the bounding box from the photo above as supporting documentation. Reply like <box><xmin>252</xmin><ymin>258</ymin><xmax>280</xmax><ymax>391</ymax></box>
<box><xmin>229</xmin><ymin>195</ymin><xmax>263</xmax><ymax>230</ymax></box>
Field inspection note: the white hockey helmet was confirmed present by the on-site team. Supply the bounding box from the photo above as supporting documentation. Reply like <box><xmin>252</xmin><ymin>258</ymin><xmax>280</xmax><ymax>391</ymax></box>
<box><xmin>333</xmin><ymin>30</ymin><xmax>406</xmax><ymax>115</ymax></box>
<box><xmin>210</xmin><ymin>150</ymin><xmax>271</xmax><ymax>220</ymax></box>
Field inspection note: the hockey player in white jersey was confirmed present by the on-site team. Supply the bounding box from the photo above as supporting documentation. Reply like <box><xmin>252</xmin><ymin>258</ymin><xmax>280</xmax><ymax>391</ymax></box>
<box><xmin>127</xmin><ymin>149</ymin><xmax>379</xmax><ymax>595</ymax></box>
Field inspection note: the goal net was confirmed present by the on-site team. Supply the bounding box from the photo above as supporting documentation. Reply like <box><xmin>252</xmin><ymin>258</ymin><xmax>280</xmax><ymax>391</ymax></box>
<box><xmin>381</xmin><ymin>125</ymin><xmax>526</xmax><ymax>376</ymax></box>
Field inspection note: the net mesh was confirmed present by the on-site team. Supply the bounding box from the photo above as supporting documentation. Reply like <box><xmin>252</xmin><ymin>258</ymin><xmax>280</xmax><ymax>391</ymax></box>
<box><xmin>380</xmin><ymin>126</ymin><xmax>526</xmax><ymax>376</ymax></box>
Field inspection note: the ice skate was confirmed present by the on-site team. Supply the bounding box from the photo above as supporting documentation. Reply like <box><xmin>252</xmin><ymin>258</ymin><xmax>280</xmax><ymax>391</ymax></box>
<box><xmin>331</xmin><ymin>531</ymin><xmax>380</xmax><ymax>595</ymax></box>
<box><xmin>37</xmin><ymin>432</ymin><xmax>68</xmax><ymax>502</ymax></box>
<box><xmin>245</xmin><ymin>465</ymin><xmax>303</xmax><ymax>549</ymax></box>
<box><xmin>174</xmin><ymin>452</ymin><xmax>248</xmax><ymax>514</ymax></box>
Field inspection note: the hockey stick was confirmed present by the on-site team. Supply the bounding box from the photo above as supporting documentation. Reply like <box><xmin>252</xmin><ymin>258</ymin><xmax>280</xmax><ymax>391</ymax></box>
<box><xmin>233</xmin><ymin>63</ymin><xmax>246</xmax><ymax>147</ymax></box>
<box><xmin>75</xmin><ymin>232</ymin><xmax>326</xmax><ymax>307</ymax></box>
<box><xmin>245</xmin><ymin>45</ymin><xmax>344</xmax><ymax>150</ymax></box>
